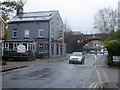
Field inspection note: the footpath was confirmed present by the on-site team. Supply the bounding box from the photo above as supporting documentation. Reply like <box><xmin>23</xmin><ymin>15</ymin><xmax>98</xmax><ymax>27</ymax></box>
<box><xmin>95</xmin><ymin>54</ymin><xmax>120</xmax><ymax>89</ymax></box>
<box><xmin>1</xmin><ymin>54</ymin><xmax>69</xmax><ymax>72</ymax></box>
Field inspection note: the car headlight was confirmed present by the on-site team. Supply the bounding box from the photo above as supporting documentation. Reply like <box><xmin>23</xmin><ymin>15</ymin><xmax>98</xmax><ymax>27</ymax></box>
<box><xmin>69</xmin><ymin>57</ymin><xmax>72</xmax><ymax>60</ymax></box>
<box><xmin>78</xmin><ymin>58</ymin><xmax>82</xmax><ymax>61</ymax></box>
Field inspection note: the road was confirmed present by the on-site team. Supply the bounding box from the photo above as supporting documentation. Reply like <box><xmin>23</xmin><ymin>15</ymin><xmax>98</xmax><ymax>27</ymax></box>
<box><xmin>2</xmin><ymin>54</ymin><xmax>119</xmax><ymax>89</ymax></box>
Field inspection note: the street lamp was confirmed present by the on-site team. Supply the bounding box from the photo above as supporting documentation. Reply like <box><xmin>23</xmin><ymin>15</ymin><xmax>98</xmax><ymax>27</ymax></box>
<box><xmin>77</xmin><ymin>40</ymin><xmax>80</xmax><ymax>52</ymax></box>
<box><xmin>77</xmin><ymin>40</ymin><xmax>80</xmax><ymax>44</ymax></box>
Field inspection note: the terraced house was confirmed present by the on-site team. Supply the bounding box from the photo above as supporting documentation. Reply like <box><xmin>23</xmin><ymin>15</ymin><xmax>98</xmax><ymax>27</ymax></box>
<box><xmin>0</xmin><ymin>16</ymin><xmax>5</xmax><ymax>52</ymax></box>
<box><xmin>3</xmin><ymin>8</ymin><xmax>66</xmax><ymax>59</ymax></box>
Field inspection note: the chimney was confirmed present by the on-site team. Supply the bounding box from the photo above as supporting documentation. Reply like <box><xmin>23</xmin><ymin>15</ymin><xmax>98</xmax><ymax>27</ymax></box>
<box><xmin>16</xmin><ymin>7</ymin><xmax>23</xmax><ymax>15</ymax></box>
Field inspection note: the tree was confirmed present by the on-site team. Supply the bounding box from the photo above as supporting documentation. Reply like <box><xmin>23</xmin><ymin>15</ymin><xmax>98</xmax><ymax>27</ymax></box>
<box><xmin>104</xmin><ymin>29</ymin><xmax>120</xmax><ymax>65</ymax></box>
<box><xmin>105</xmin><ymin>40</ymin><xmax>120</xmax><ymax>65</ymax></box>
<box><xmin>0</xmin><ymin>0</ymin><xmax>27</xmax><ymax>38</ymax></box>
<box><xmin>105</xmin><ymin>40</ymin><xmax>120</xmax><ymax>56</ymax></box>
<box><xmin>1</xmin><ymin>12</ymin><xmax>9</xmax><ymax>39</ymax></box>
<box><xmin>105</xmin><ymin>29</ymin><xmax>120</xmax><ymax>41</ymax></box>
<box><xmin>63</xmin><ymin>18</ymin><xmax>72</xmax><ymax>32</ymax></box>
<box><xmin>63</xmin><ymin>18</ymin><xmax>73</xmax><ymax>52</ymax></box>
<box><xmin>94</xmin><ymin>7</ymin><xmax>118</xmax><ymax>33</ymax></box>
<box><xmin>0</xmin><ymin>0</ymin><xmax>27</xmax><ymax>17</ymax></box>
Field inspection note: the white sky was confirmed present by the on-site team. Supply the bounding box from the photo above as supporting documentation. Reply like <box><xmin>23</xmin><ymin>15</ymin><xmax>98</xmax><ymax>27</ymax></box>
<box><xmin>3</xmin><ymin>0</ymin><xmax>120</xmax><ymax>34</ymax></box>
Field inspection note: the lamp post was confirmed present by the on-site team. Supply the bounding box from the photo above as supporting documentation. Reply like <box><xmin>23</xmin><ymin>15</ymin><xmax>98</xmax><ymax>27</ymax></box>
<box><xmin>77</xmin><ymin>40</ymin><xmax>80</xmax><ymax>51</ymax></box>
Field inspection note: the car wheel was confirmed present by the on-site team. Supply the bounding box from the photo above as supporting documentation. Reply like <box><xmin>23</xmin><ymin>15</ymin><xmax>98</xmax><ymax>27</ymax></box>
<box><xmin>81</xmin><ymin>61</ymin><xmax>84</xmax><ymax>64</ymax></box>
<box><xmin>69</xmin><ymin>62</ymin><xmax>71</xmax><ymax>64</ymax></box>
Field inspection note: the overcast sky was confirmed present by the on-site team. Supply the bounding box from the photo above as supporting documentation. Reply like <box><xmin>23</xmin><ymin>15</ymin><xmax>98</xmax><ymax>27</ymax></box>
<box><xmin>12</xmin><ymin>0</ymin><xmax>120</xmax><ymax>34</ymax></box>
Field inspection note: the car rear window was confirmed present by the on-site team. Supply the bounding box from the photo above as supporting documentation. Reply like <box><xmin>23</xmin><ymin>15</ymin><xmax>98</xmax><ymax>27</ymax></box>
<box><xmin>72</xmin><ymin>52</ymin><xmax>82</xmax><ymax>56</ymax></box>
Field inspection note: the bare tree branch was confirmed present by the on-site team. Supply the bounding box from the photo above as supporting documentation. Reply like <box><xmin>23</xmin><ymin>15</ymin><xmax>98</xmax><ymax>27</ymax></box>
<box><xmin>94</xmin><ymin>7</ymin><xmax>118</xmax><ymax>33</ymax></box>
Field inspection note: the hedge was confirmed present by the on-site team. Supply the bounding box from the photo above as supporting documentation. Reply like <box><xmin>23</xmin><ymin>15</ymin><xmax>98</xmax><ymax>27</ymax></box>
<box><xmin>105</xmin><ymin>40</ymin><xmax>120</xmax><ymax>56</ymax></box>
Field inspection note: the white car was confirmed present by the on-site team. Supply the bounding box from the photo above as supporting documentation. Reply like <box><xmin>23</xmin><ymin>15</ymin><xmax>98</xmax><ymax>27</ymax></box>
<box><xmin>69</xmin><ymin>52</ymin><xmax>85</xmax><ymax>64</ymax></box>
<box><xmin>113</xmin><ymin>56</ymin><xmax>120</xmax><ymax>62</ymax></box>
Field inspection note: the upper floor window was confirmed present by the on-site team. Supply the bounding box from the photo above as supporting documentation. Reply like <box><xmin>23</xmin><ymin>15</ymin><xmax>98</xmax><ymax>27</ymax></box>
<box><xmin>57</xmin><ymin>18</ymin><xmax>59</xmax><ymax>25</ymax></box>
<box><xmin>13</xmin><ymin>29</ymin><xmax>17</xmax><ymax>38</ymax></box>
<box><xmin>24</xmin><ymin>30</ymin><xmax>29</xmax><ymax>38</ymax></box>
<box><xmin>39</xmin><ymin>29</ymin><xmax>44</xmax><ymax>37</ymax></box>
<box><xmin>51</xmin><ymin>28</ymin><xmax>54</xmax><ymax>38</ymax></box>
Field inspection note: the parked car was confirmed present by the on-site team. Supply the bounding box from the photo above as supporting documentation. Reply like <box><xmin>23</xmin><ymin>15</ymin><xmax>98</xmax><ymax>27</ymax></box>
<box><xmin>104</xmin><ymin>50</ymin><xmax>108</xmax><ymax>54</ymax></box>
<box><xmin>90</xmin><ymin>50</ymin><xmax>95</xmax><ymax>54</ymax></box>
<box><xmin>69</xmin><ymin>52</ymin><xmax>85</xmax><ymax>64</ymax></box>
<box><xmin>100</xmin><ymin>49</ymin><xmax>104</xmax><ymax>54</ymax></box>
<box><xmin>113</xmin><ymin>56</ymin><xmax>120</xmax><ymax>62</ymax></box>
<box><xmin>97</xmin><ymin>50</ymin><xmax>100</xmax><ymax>54</ymax></box>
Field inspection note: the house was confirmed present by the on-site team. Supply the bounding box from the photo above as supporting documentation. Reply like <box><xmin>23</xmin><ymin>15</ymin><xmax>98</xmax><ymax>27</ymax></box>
<box><xmin>0</xmin><ymin>17</ymin><xmax>5</xmax><ymax>40</ymax></box>
<box><xmin>72</xmin><ymin>31</ymin><xmax>83</xmax><ymax>35</ymax></box>
<box><xmin>0</xmin><ymin>16</ymin><xmax>5</xmax><ymax>52</ymax></box>
<box><xmin>3</xmin><ymin>9</ymin><xmax>66</xmax><ymax>58</ymax></box>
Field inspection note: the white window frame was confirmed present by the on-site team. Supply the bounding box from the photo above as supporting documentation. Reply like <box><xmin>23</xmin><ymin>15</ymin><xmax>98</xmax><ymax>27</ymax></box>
<box><xmin>51</xmin><ymin>28</ymin><xmax>54</xmax><ymax>38</ymax></box>
<box><xmin>24</xmin><ymin>30</ymin><xmax>29</xmax><ymax>38</ymax></box>
<box><xmin>13</xmin><ymin>43</ymin><xmax>18</xmax><ymax>50</ymax></box>
<box><xmin>13</xmin><ymin>30</ymin><xmax>17</xmax><ymax>38</ymax></box>
<box><xmin>39</xmin><ymin>29</ymin><xmax>44</xmax><ymax>37</ymax></box>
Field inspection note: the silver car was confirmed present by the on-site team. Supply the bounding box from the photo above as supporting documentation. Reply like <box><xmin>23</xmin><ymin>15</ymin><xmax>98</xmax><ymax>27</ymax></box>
<box><xmin>69</xmin><ymin>52</ymin><xmax>85</xmax><ymax>64</ymax></box>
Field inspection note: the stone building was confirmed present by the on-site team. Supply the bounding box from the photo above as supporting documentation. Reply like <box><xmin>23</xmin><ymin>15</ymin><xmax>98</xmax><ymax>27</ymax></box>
<box><xmin>3</xmin><ymin>9</ymin><xmax>66</xmax><ymax>58</ymax></box>
<box><xmin>0</xmin><ymin>16</ymin><xmax>5</xmax><ymax>52</ymax></box>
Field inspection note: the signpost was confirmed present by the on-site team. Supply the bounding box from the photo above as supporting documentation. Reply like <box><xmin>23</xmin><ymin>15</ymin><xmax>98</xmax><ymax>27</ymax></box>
<box><xmin>17</xmin><ymin>44</ymin><xmax>25</xmax><ymax>53</ymax></box>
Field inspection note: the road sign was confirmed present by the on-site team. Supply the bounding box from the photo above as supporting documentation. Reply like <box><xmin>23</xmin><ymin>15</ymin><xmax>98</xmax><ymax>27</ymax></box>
<box><xmin>17</xmin><ymin>44</ymin><xmax>25</xmax><ymax>53</ymax></box>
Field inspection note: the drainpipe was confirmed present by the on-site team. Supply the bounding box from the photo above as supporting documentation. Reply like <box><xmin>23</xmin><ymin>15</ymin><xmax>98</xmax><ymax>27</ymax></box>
<box><xmin>48</xmin><ymin>21</ymin><xmax>50</xmax><ymax>58</ymax></box>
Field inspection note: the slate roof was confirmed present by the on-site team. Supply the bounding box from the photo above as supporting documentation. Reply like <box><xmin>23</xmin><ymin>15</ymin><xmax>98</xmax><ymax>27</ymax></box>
<box><xmin>8</xmin><ymin>10</ymin><xmax>58</xmax><ymax>23</ymax></box>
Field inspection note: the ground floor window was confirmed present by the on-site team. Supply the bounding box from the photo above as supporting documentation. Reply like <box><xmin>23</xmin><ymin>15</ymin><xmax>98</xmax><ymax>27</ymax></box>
<box><xmin>23</xmin><ymin>43</ymin><xmax>28</xmax><ymax>51</ymax></box>
<box><xmin>4</xmin><ymin>43</ymin><xmax>9</xmax><ymax>50</ymax></box>
<box><xmin>60</xmin><ymin>44</ymin><xmax>62</xmax><ymax>55</ymax></box>
<box><xmin>39</xmin><ymin>43</ymin><xmax>44</xmax><ymax>49</ymax></box>
<box><xmin>3</xmin><ymin>42</ymin><xmax>31</xmax><ymax>52</ymax></box>
<box><xmin>56</xmin><ymin>44</ymin><xmax>59</xmax><ymax>55</ymax></box>
<box><xmin>13</xmin><ymin>43</ymin><xmax>18</xmax><ymax>51</ymax></box>
<box><xmin>9</xmin><ymin>43</ymin><xmax>13</xmax><ymax>51</ymax></box>
<box><xmin>51</xmin><ymin>43</ymin><xmax>54</xmax><ymax>55</ymax></box>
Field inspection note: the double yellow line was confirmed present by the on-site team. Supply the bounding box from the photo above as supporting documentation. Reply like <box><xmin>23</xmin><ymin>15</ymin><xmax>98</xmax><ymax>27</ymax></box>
<box><xmin>89</xmin><ymin>81</ymin><xmax>103</xmax><ymax>90</ymax></box>
<box><xmin>89</xmin><ymin>55</ymin><xmax>109</xmax><ymax>89</ymax></box>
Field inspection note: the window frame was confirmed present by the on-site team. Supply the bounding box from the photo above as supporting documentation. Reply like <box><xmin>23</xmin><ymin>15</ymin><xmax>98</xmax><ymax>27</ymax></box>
<box><xmin>51</xmin><ymin>28</ymin><xmax>54</xmax><ymax>38</ymax></box>
<box><xmin>24</xmin><ymin>30</ymin><xmax>29</xmax><ymax>38</ymax></box>
<box><xmin>12</xmin><ymin>30</ymin><xmax>17</xmax><ymax>38</ymax></box>
<box><xmin>39</xmin><ymin>29</ymin><xmax>44</xmax><ymax>37</ymax></box>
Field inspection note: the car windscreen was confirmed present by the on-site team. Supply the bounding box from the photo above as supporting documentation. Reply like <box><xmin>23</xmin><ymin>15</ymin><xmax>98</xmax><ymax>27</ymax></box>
<box><xmin>72</xmin><ymin>52</ymin><xmax>82</xmax><ymax>56</ymax></box>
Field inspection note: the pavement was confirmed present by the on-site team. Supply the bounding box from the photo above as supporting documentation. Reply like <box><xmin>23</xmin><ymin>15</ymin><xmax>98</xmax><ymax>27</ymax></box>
<box><xmin>1</xmin><ymin>54</ymin><xmax>69</xmax><ymax>72</ymax></box>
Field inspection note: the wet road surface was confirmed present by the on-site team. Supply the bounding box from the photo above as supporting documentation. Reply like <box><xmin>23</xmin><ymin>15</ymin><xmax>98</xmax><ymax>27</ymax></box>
<box><xmin>2</xmin><ymin>54</ymin><xmax>119</xmax><ymax>88</ymax></box>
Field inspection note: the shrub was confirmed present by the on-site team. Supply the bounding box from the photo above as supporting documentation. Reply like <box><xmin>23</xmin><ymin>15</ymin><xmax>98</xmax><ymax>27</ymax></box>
<box><xmin>35</xmin><ymin>53</ymin><xmax>44</xmax><ymax>59</ymax></box>
<box><xmin>35</xmin><ymin>52</ymin><xmax>48</xmax><ymax>59</ymax></box>
<box><xmin>105</xmin><ymin>40</ymin><xmax>120</xmax><ymax>56</ymax></box>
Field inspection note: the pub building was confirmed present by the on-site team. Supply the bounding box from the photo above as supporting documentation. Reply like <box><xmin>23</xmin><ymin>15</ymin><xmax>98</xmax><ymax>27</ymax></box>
<box><xmin>3</xmin><ymin>9</ymin><xmax>66</xmax><ymax>59</ymax></box>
